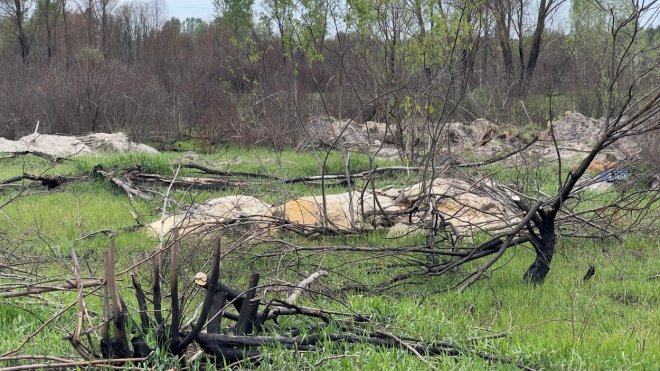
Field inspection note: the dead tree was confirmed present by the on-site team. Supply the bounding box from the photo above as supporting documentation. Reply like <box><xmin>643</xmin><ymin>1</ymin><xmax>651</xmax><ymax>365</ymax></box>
<box><xmin>386</xmin><ymin>0</ymin><xmax>660</xmax><ymax>289</ymax></box>
<box><xmin>0</xmin><ymin>0</ymin><xmax>36</xmax><ymax>65</ymax></box>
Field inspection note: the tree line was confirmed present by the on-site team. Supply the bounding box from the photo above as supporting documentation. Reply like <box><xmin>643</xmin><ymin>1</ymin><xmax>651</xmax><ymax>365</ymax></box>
<box><xmin>0</xmin><ymin>0</ymin><xmax>657</xmax><ymax>152</ymax></box>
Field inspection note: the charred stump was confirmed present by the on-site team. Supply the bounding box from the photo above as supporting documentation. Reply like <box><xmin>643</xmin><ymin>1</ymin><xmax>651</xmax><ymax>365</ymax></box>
<box><xmin>523</xmin><ymin>213</ymin><xmax>557</xmax><ymax>284</ymax></box>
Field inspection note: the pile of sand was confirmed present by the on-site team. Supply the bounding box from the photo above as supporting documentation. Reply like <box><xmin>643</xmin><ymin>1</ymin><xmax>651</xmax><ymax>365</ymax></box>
<box><xmin>297</xmin><ymin>116</ymin><xmax>534</xmax><ymax>161</ymax></box>
<box><xmin>272</xmin><ymin>191</ymin><xmax>402</xmax><ymax>231</ymax></box>
<box><xmin>382</xmin><ymin>178</ymin><xmax>520</xmax><ymax>237</ymax></box>
<box><xmin>0</xmin><ymin>132</ymin><xmax>158</xmax><ymax>157</ymax></box>
<box><xmin>518</xmin><ymin>112</ymin><xmax>640</xmax><ymax>164</ymax></box>
<box><xmin>149</xmin><ymin>196</ymin><xmax>271</xmax><ymax>236</ymax></box>
<box><xmin>296</xmin><ymin>117</ymin><xmax>401</xmax><ymax>156</ymax></box>
<box><xmin>151</xmin><ymin>177</ymin><xmax>520</xmax><ymax>238</ymax></box>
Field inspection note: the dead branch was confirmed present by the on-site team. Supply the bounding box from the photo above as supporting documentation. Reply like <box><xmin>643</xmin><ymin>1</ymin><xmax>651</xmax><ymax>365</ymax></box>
<box><xmin>151</xmin><ymin>249</ymin><xmax>163</xmax><ymax>328</ymax></box>
<box><xmin>182</xmin><ymin>163</ymin><xmax>280</xmax><ymax>180</ymax></box>
<box><xmin>184</xmin><ymin>163</ymin><xmax>425</xmax><ymax>184</ymax></box>
<box><xmin>174</xmin><ymin>237</ymin><xmax>222</xmax><ymax>354</ymax></box>
<box><xmin>93</xmin><ymin>166</ymin><xmax>152</xmax><ymax>201</ymax></box>
<box><xmin>0</xmin><ymin>357</ymin><xmax>147</xmax><ymax>371</ymax></box>
<box><xmin>101</xmin><ymin>240</ymin><xmax>132</xmax><ymax>358</ymax></box>
<box><xmin>69</xmin><ymin>247</ymin><xmax>93</xmax><ymax>360</ymax></box>
<box><xmin>284</xmin><ymin>166</ymin><xmax>424</xmax><ymax>184</ymax></box>
<box><xmin>376</xmin><ymin>330</ymin><xmax>438</xmax><ymax>370</ymax></box>
<box><xmin>1</xmin><ymin>284</ymin><xmax>105</xmax><ymax>357</ymax></box>
<box><xmin>134</xmin><ymin>172</ymin><xmax>245</xmax><ymax>189</ymax></box>
<box><xmin>169</xmin><ymin>228</ymin><xmax>181</xmax><ymax>353</ymax></box>
<box><xmin>0</xmin><ymin>151</ymin><xmax>64</xmax><ymax>163</ymax></box>
<box><xmin>0</xmin><ymin>173</ymin><xmax>79</xmax><ymax>189</ymax></box>
<box><xmin>0</xmin><ymin>279</ymin><xmax>103</xmax><ymax>298</ymax></box>
<box><xmin>0</xmin><ymin>355</ymin><xmax>74</xmax><ymax>363</ymax></box>
<box><xmin>192</xmin><ymin>331</ymin><xmax>532</xmax><ymax>369</ymax></box>
<box><xmin>286</xmin><ymin>270</ymin><xmax>328</xmax><ymax>305</ymax></box>
<box><xmin>130</xmin><ymin>259</ymin><xmax>152</xmax><ymax>332</ymax></box>
<box><xmin>73</xmin><ymin>223</ymin><xmax>144</xmax><ymax>241</ymax></box>
<box><xmin>235</xmin><ymin>273</ymin><xmax>260</xmax><ymax>335</ymax></box>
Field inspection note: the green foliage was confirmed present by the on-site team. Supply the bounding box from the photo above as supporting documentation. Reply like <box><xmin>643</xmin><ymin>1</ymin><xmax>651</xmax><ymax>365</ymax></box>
<box><xmin>181</xmin><ymin>17</ymin><xmax>208</xmax><ymax>35</ymax></box>
<box><xmin>570</xmin><ymin>0</ymin><xmax>656</xmax><ymax>119</ymax></box>
<box><xmin>214</xmin><ymin>0</ymin><xmax>254</xmax><ymax>40</ymax></box>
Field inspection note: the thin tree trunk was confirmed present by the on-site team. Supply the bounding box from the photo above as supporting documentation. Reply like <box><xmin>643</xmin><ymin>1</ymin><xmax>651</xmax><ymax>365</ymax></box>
<box><xmin>523</xmin><ymin>213</ymin><xmax>556</xmax><ymax>283</ymax></box>
<box><xmin>526</xmin><ymin>0</ymin><xmax>549</xmax><ymax>78</ymax></box>
<box><xmin>12</xmin><ymin>0</ymin><xmax>30</xmax><ymax>65</ymax></box>
<box><xmin>494</xmin><ymin>1</ymin><xmax>513</xmax><ymax>79</ymax></box>
<box><xmin>61</xmin><ymin>0</ymin><xmax>69</xmax><ymax>69</ymax></box>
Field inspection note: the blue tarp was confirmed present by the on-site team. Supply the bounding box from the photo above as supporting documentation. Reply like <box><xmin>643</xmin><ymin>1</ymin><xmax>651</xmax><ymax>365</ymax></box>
<box><xmin>595</xmin><ymin>169</ymin><xmax>629</xmax><ymax>183</ymax></box>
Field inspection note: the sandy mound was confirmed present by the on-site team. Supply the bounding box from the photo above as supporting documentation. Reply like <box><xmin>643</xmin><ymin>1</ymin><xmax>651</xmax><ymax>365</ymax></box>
<box><xmin>0</xmin><ymin>132</ymin><xmax>158</xmax><ymax>157</ymax></box>
<box><xmin>295</xmin><ymin>113</ymin><xmax>642</xmax><ymax>166</ymax></box>
<box><xmin>385</xmin><ymin>178</ymin><xmax>520</xmax><ymax>237</ymax></box>
<box><xmin>443</xmin><ymin>119</ymin><xmax>500</xmax><ymax>156</ymax></box>
<box><xmin>148</xmin><ymin>195</ymin><xmax>271</xmax><ymax>236</ymax></box>
<box><xmin>541</xmin><ymin>112</ymin><xmax>605</xmax><ymax>144</ymax></box>
<box><xmin>78</xmin><ymin>133</ymin><xmax>159</xmax><ymax>154</ymax></box>
<box><xmin>271</xmin><ymin>178</ymin><xmax>519</xmax><ymax>236</ymax></box>
<box><xmin>150</xmin><ymin>177</ymin><xmax>520</xmax><ymax>238</ymax></box>
<box><xmin>297</xmin><ymin>117</ymin><xmax>370</xmax><ymax>152</ymax></box>
<box><xmin>0</xmin><ymin>138</ymin><xmax>29</xmax><ymax>152</ymax></box>
<box><xmin>524</xmin><ymin>112</ymin><xmax>639</xmax><ymax>163</ymax></box>
<box><xmin>363</xmin><ymin>121</ymin><xmax>398</xmax><ymax>144</ymax></box>
<box><xmin>272</xmin><ymin>192</ymin><xmax>402</xmax><ymax>230</ymax></box>
<box><xmin>296</xmin><ymin>117</ymin><xmax>400</xmax><ymax>153</ymax></box>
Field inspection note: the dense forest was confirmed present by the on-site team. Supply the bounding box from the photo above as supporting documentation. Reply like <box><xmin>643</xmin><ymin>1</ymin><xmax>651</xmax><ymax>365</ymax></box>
<box><xmin>1</xmin><ymin>0</ymin><xmax>658</xmax><ymax>150</ymax></box>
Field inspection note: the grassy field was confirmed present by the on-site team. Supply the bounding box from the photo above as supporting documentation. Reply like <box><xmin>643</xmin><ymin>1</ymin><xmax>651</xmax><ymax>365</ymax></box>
<box><xmin>0</xmin><ymin>148</ymin><xmax>658</xmax><ymax>370</ymax></box>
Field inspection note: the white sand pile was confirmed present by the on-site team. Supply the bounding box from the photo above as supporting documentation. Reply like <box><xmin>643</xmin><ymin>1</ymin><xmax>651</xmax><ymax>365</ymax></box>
<box><xmin>0</xmin><ymin>132</ymin><xmax>158</xmax><ymax>157</ymax></box>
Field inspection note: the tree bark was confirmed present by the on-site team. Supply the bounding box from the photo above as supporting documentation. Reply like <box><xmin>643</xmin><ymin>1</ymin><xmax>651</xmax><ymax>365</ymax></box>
<box><xmin>523</xmin><ymin>213</ymin><xmax>556</xmax><ymax>284</ymax></box>
<box><xmin>10</xmin><ymin>0</ymin><xmax>31</xmax><ymax>65</ymax></box>
<box><xmin>494</xmin><ymin>0</ymin><xmax>514</xmax><ymax>79</ymax></box>
<box><xmin>526</xmin><ymin>0</ymin><xmax>550</xmax><ymax>78</ymax></box>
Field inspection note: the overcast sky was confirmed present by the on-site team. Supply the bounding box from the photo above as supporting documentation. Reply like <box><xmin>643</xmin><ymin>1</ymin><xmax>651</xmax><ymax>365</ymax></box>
<box><xmin>126</xmin><ymin>0</ymin><xmax>216</xmax><ymax>21</ymax></box>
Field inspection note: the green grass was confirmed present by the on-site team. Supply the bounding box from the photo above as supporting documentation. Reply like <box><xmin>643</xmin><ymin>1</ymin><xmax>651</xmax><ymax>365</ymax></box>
<box><xmin>0</xmin><ymin>147</ymin><xmax>658</xmax><ymax>370</ymax></box>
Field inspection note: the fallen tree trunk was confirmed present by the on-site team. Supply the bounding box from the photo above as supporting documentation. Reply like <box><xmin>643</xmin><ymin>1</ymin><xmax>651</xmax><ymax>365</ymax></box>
<box><xmin>184</xmin><ymin>163</ymin><xmax>426</xmax><ymax>184</ymax></box>
<box><xmin>192</xmin><ymin>332</ymin><xmax>530</xmax><ymax>368</ymax></box>
<box><xmin>0</xmin><ymin>174</ymin><xmax>79</xmax><ymax>189</ymax></box>
<box><xmin>133</xmin><ymin>172</ymin><xmax>246</xmax><ymax>190</ymax></box>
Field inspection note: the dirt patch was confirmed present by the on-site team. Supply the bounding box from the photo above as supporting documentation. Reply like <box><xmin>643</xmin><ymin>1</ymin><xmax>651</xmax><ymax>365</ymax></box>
<box><xmin>272</xmin><ymin>191</ymin><xmax>402</xmax><ymax>231</ymax></box>
<box><xmin>296</xmin><ymin>113</ymin><xmax>643</xmax><ymax>167</ymax></box>
<box><xmin>0</xmin><ymin>132</ymin><xmax>158</xmax><ymax>157</ymax></box>
<box><xmin>0</xmin><ymin>138</ymin><xmax>28</xmax><ymax>152</ymax></box>
<box><xmin>384</xmin><ymin>178</ymin><xmax>520</xmax><ymax>236</ymax></box>
<box><xmin>148</xmin><ymin>195</ymin><xmax>271</xmax><ymax>236</ymax></box>
<box><xmin>273</xmin><ymin>178</ymin><xmax>519</xmax><ymax>235</ymax></box>
<box><xmin>440</xmin><ymin>119</ymin><xmax>519</xmax><ymax>158</ymax></box>
<box><xmin>295</xmin><ymin>117</ymin><xmax>401</xmax><ymax>158</ymax></box>
<box><xmin>296</xmin><ymin>116</ymin><xmax>537</xmax><ymax>162</ymax></box>
<box><xmin>296</xmin><ymin>117</ymin><xmax>371</xmax><ymax>152</ymax></box>
<box><xmin>524</xmin><ymin>112</ymin><xmax>640</xmax><ymax>163</ymax></box>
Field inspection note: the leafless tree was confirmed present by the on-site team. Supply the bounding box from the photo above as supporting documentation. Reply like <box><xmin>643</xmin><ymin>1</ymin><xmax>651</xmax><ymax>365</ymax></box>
<box><xmin>0</xmin><ymin>0</ymin><xmax>37</xmax><ymax>64</ymax></box>
<box><xmin>491</xmin><ymin>0</ymin><xmax>567</xmax><ymax>84</ymax></box>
